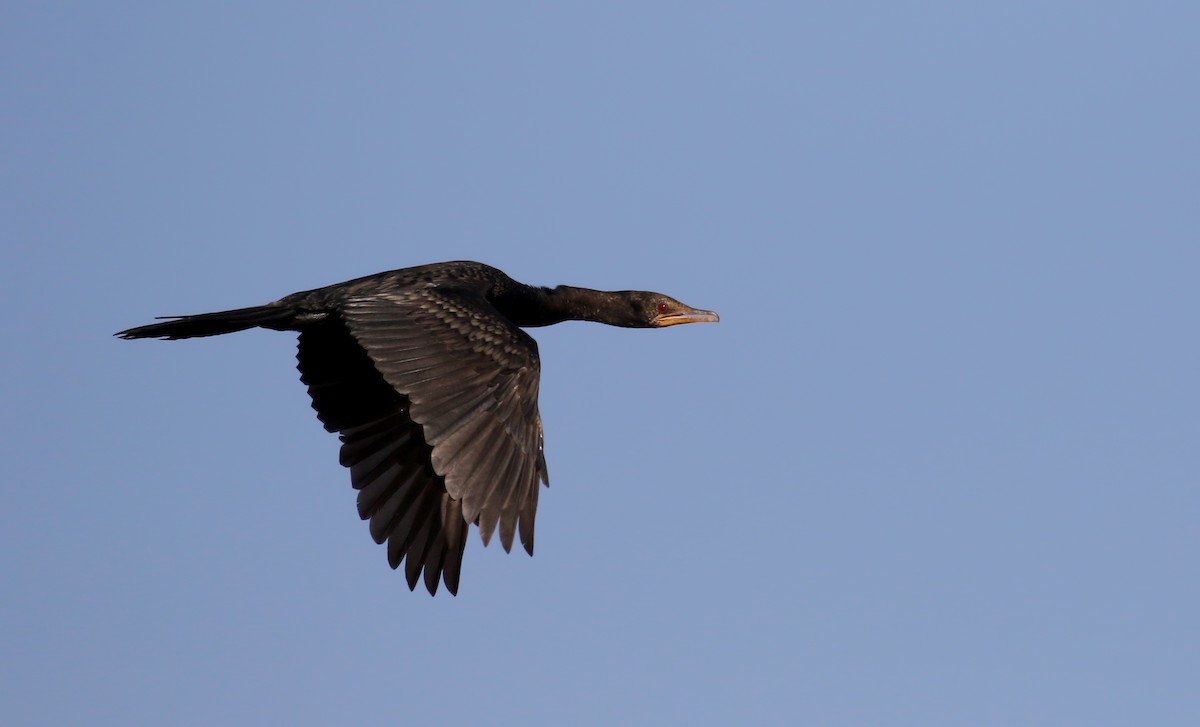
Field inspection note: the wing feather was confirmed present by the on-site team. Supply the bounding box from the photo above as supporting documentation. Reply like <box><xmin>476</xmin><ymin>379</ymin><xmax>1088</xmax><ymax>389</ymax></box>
<box><xmin>296</xmin><ymin>319</ymin><xmax>473</xmax><ymax>595</ymax></box>
<box><xmin>340</xmin><ymin>287</ymin><xmax>547</xmax><ymax>558</ymax></box>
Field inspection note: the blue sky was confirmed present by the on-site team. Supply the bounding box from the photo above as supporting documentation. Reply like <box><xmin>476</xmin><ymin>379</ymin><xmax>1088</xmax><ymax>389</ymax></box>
<box><xmin>3</xmin><ymin>3</ymin><xmax>1197</xmax><ymax>725</ymax></box>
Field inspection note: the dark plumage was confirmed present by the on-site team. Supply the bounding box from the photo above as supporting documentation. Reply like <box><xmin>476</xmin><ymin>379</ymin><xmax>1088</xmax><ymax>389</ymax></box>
<box><xmin>117</xmin><ymin>261</ymin><xmax>718</xmax><ymax>595</ymax></box>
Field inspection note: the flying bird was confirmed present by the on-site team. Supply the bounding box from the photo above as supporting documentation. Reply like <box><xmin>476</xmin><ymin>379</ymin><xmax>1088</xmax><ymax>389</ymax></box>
<box><xmin>117</xmin><ymin>261</ymin><xmax>718</xmax><ymax>595</ymax></box>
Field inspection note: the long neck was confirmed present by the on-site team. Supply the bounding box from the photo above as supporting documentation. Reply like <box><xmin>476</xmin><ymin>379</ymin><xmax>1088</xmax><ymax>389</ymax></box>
<box><xmin>493</xmin><ymin>284</ymin><xmax>629</xmax><ymax>327</ymax></box>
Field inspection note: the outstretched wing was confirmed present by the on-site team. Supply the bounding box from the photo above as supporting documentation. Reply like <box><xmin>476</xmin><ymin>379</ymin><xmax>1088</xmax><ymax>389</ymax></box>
<box><xmin>338</xmin><ymin>285</ymin><xmax>548</xmax><ymax>557</ymax></box>
<box><xmin>297</xmin><ymin>318</ymin><xmax>469</xmax><ymax>595</ymax></box>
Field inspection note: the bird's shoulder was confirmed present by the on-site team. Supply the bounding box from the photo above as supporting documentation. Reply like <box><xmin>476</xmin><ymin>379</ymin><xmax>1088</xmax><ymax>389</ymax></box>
<box><xmin>346</xmin><ymin>261</ymin><xmax>508</xmax><ymax>297</ymax></box>
<box><xmin>281</xmin><ymin>261</ymin><xmax>514</xmax><ymax>308</ymax></box>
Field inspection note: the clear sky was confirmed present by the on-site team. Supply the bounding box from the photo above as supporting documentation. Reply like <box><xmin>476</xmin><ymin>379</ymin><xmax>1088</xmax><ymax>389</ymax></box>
<box><xmin>3</xmin><ymin>3</ymin><xmax>1197</xmax><ymax>725</ymax></box>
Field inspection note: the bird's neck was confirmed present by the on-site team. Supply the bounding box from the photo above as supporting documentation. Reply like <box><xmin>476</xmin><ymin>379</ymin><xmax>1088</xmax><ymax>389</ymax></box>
<box><xmin>494</xmin><ymin>284</ymin><xmax>625</xmax><ymax>327</ymax></box>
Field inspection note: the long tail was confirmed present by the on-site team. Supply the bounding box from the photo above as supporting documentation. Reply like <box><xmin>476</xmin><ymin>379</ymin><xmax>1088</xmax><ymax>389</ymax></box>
<box><xmin>116</xmin><ymin>304</ymin><xmax>295</xmax><ymax>340</ymax></box>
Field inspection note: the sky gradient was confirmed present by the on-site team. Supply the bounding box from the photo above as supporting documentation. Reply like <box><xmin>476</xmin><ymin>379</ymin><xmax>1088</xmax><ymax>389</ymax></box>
<box><xmin>4</xmin><ymin>3</ymin><xmax>1198</xmax><ymax>725</ymax></box>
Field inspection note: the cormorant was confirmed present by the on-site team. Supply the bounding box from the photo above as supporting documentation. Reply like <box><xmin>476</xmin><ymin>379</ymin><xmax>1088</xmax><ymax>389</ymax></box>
<box><xmin>117</xmin><ymin>261</ymin><xmax>718</xmax><ymax>595</ymax></box>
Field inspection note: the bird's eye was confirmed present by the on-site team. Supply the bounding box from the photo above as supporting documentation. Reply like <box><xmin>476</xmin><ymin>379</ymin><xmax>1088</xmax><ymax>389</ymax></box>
<box><xmin>657</xmin><ymin>303</ymin><xmax>669</xmax><ymax>313</ymax></box>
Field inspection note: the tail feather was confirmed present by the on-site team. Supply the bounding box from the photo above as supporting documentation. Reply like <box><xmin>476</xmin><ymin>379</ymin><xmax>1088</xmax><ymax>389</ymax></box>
<box><xmin>116</xmin><ymin>304</ymin><xmax>294</xmax><ymax>340</ymax></box>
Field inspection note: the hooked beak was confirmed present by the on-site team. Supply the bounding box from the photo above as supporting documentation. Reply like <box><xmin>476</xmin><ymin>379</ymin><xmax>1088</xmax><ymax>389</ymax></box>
<box><xmin>653</xmin><ymin>306</ymin><xmax>720</xmax><ymax>327</ymax></box>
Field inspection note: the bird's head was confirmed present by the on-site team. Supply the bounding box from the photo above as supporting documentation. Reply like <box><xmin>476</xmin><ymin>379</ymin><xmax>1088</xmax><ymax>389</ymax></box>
<box><xmin>616</xmin><ymin>291</ymin><xmax>720</xmax><ymax>328</ymax></box>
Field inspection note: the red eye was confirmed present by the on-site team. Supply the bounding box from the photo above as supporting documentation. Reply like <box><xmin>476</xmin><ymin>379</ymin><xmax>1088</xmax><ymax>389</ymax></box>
<box><xmin>657</xmin><ymin>303</ymin><xmax>669</xmax><ymax>313</ymax></box>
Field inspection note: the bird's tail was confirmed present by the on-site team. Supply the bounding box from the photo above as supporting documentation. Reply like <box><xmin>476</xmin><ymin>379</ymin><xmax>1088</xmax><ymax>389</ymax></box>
<box><xmin>116</xmin><ymin>304</ymin><xmax>295</xmax><ymax>340</ymax></box>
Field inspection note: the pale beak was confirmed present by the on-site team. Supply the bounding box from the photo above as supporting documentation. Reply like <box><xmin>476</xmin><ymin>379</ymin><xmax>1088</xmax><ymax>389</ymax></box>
<box><xmin>654</xmin><ymin>307</ymin><xmax>720</xmax><ymax>327</ymax></box>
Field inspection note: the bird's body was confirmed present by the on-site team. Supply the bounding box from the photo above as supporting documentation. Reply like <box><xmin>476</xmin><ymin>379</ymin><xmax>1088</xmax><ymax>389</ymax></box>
<box><xmin>118</xmin><ymin>261</ymin><xmax>717</xmax><ymax>595</ymax></box>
